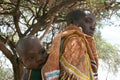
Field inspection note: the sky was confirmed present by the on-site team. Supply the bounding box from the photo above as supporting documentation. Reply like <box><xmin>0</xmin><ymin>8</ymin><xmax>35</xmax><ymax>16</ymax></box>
<box><xmin>101</xmin><ymin>26</ymin><xmax>120</xmax><ymax>46</ymax></box>
<box><xmin>98</xmin><ymin>26</ymin><xmax>120</xmax><ymax>80</ymax></box>
<box><xmin>98</xmin><ymin>14</ymin><xmax>120</xmax><ymax>80</ymax></box>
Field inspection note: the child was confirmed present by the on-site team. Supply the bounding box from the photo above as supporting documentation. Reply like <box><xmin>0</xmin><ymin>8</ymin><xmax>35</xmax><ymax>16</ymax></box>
<box><xmin>16</xmin><ymin>35</ymin><xmax>49</xmax><ymax>80</ymax></box>
<box><xmin>40</xmin><ymin>9</ymin><xmax>98</xmax><ymax>80</ymax></box>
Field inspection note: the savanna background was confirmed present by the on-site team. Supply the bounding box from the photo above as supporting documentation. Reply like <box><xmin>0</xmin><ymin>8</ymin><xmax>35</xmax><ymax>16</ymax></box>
<box><xmin>0</xmin><ymin>0</ymin><xmax>120</xmax><ymax>80</ymax></box>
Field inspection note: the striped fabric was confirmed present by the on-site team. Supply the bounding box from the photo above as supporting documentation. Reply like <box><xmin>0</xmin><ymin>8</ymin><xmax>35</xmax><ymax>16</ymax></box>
<box><xmin>42</xmin><ymin>24</ymin><xmax>98</xmax><ymax>80</ymax></box>
<box><xmin>59</xmin><ymin>34</ymin><xmax>94</xmax><ymax>80</ymax></box>
<box><xmin>45</xmin><ymin>70</ymin><xmax>60</xmax><ymax>80</ymax></box>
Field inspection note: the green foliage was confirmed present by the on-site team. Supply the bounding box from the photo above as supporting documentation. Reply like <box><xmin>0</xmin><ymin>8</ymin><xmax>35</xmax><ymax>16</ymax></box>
<box><xmin>0</xmin><ymin>67</ymin><xmax>13</xmax><ymax>80</ymax></box>
<box><xmin>95</xmin><ymin>30</ymin><xmax>120</xmax><ymax>72</ymax></box>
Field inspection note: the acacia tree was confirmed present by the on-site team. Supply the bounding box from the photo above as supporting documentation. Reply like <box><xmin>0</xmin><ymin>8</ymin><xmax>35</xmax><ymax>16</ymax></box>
<box><xmin>0</xmin><ymin>0</ymin><xmax>120</xmax><ymax>80</ymax></box>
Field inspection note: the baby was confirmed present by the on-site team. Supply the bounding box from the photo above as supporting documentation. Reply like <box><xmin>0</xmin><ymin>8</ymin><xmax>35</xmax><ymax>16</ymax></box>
<box><xmin>16</xmin><ymin>35</ymin><xmax>49</xmax><ymax>80</ymax></box>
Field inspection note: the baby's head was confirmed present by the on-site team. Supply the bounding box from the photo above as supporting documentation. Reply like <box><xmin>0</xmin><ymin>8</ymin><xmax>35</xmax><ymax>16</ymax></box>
<box><xmin>16</xmin><ymin>35</ymin><xmax>48</xmax><ymax>69</ymax></box>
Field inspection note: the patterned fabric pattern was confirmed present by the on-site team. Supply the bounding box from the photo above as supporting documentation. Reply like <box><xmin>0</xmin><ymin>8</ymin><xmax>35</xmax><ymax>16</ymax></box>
<box><xmin>41</xmin><ymin>24</ymin><xmax>98</xmax><ymax>80</ymax></box>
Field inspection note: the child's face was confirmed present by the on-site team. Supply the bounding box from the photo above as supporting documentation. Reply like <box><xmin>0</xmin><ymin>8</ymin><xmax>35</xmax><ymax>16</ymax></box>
<box><xmin>77</xmin><ymin>13</ymin><xmax>96</xmax><ymax>36</ymax></box>
<box><xmin>21</xmin><ymin>42</ymin><xmax>48</xmax><ymax>69</ymax></box>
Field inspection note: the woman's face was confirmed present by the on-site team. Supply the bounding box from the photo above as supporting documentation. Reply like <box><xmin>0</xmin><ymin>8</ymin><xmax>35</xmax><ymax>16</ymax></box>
<box><xmin>21</xmin><ymin>40</ymin><xmax>48</xmax><ymax>69</ymax></box>
<box><xmin>78</xmin><ymin>14</ymin><xmax>96</xmax><ymax>36</ymax></box>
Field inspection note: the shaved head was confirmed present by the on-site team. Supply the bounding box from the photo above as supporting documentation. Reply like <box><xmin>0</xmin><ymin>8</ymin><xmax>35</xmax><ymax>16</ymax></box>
<box><xmin>16</xmin><ymin>35</ymin><xmax>42</xmax><ymax>56</ymax></box>
<box><xmin>66</xmin><ymin>9</ymin><xmax>96</xmax><ymax>36</ymax></box>
<box><xmin>66</xmin><ymin>9</ymin><xmax>94</xmax><ymax>26</ymax></box>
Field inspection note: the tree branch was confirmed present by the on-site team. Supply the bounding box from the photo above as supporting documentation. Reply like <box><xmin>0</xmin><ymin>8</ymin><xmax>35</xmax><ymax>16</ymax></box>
<box><xmin>0</xmin><ymin>35</ymin><xmax>16</xmax><ymax>54</ymax></box>
<box><xmin>0</xmin><ymin>40</ymin><xmax>13</xmax><ymax>62</ymax></box>
<box><xmin>39</xmin><ymin>16</ymin><xmax>54</xmax><ymax>41</ymax></box>
<box><xmin>30</xmin><ymin>0</ymin><xmax>84</xmax><ymax>35</ymax></box>
<box><xmin>13</xmin><ymin>0</ymin><xmax>23</xmax><ymax>37</ymax></box>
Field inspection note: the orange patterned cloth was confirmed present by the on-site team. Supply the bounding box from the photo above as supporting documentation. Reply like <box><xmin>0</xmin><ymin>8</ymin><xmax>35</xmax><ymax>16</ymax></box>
<box><xmin>42</xmin><ymin>24</ymin><xmax>98</xmax><ymax>80</ymax></box>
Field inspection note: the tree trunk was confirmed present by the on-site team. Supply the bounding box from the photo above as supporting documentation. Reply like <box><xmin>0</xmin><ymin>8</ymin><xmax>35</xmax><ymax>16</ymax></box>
<box><xmin>11</xmin><ymin>55</ymin><xmax>24</xmax><ymax>80</ymax></box>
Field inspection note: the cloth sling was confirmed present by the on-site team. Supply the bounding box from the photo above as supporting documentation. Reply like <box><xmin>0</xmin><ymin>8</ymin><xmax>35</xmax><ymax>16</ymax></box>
<box><xmin>59</xmin><ymin>34</ymin><xmax>93</xmax><ymax>80</ymax></box>
<box><xmin>41</xmin><ymin>24</ymin><xmax>98</xmax><ymax>80</ymax></box>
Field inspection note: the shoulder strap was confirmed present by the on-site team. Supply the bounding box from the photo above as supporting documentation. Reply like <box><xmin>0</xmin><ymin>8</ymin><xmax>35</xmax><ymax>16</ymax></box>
<box><xmin>23</xmin><ymin>69</ymin><xmax>32</xmax><ymax>80</ymax></box>
<box><xmin>60</xmin><ymin>38</ymin><xmax>65</xmax><ymax>56</ymax></box>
